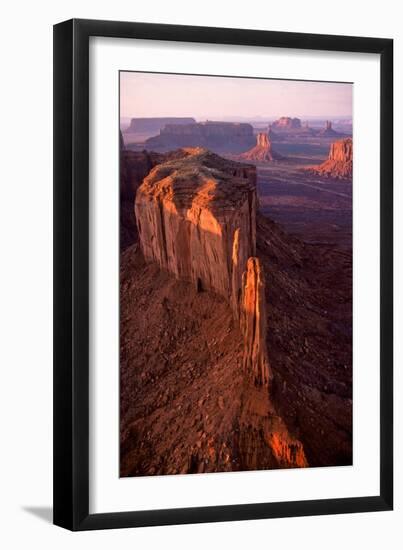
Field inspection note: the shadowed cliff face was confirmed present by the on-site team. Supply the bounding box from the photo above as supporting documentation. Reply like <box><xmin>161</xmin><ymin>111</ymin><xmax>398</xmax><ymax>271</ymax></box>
<box><xmin>120</xmin><ymin>147</ymin><xmax>194</xmax><ymax>250</ymax></box>
<box><xmin>304</xmin><ymin>137</ymin><xmax>353</xmax><ymax>179</ymax></box>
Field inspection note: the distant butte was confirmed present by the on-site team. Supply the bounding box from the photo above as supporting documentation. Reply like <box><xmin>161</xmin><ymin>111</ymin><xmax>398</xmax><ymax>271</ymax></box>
<box><xmin>304</xmin><ymin>137</ymin><xmax>353</xmax><ymax>179</ymax></box>
<box><xmin>238</xmin><ymin>132</ymin><xmax>283</xmax><ymax>162</ymax></box>
<box><xmin>318</xmin><ymin>120</ymin><xmax>339</xmax><ymax>137</ymax></box>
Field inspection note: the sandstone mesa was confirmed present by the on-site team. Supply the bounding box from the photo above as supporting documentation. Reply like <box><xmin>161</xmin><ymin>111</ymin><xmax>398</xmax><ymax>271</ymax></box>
<box><xmin>135</xmin><ymin>148</ymin><xmax>272</xmax><ymax>387</ymax></box>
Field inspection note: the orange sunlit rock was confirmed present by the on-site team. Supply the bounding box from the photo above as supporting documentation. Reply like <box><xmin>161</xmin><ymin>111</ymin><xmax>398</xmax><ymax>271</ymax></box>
<box><xmin>304</xmin><ymin>137</ymin><xmax>353</xmax><ymax>179</ymax></box>
<box><xmin>135</xmin><ymin>148</ymin><xmax>256</xmax><ymax>314</ymax></box>
<box><xmin>135</xmin><ymin>148</ymin><xmax>270</xmax><ymax>387</ymax></box>
<box><xmin>240</xmin><ymin>257</ymin><xmax>272</xmax><ymax>387</ymax></box>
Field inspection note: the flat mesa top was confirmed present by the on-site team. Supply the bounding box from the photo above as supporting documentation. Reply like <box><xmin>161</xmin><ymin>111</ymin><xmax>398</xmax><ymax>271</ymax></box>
<box><xmin>139</xmin><ymin>148</ymin><xmax>256</xmax><ymax>211</ymax></box>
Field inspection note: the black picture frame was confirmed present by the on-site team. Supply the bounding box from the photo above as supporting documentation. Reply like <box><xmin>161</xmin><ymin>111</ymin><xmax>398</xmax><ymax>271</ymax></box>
<box><xmin>53</xmin><ymin>18</ymin><xmax>393</xmax><ymax>531</ymax></box>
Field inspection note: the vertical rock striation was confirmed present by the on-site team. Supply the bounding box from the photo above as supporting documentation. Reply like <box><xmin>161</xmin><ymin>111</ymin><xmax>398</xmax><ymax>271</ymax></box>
<box><xmin>135</xmin><ymin>148</ymin><xmax>270</xmax><ymax>386</ymax></box>
<box><xmin>241</xmin><ymin>257</ymin><xmax>272</xmax><ymax>386</ymax></box>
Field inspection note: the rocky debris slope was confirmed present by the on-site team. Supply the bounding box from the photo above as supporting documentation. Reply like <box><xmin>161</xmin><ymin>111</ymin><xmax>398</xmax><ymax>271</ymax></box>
<box><xmin>304</xmin><ymin>137</ymin><xmax>353</xmax><ymax>179</ymax></box>
<box><xmin>145</xmin><ymin>121</ymin><xmax>256</xmax><ymax>153</ymax></box>
<box><xmin>120</xmin><ymin>243</ymin><xmax>307</xmax><ymax>476</ymax></box>
<box><xmin>238</xmin><ymin>132</ymin><xmax>283</xmax><ymax>162</ymax></box>
<box><xmin>135</xmin><ymin>148</ymin><xmax>270</xmax><ymax>386</ymax></box>
<box><xmin>256</xmin><ymin>214</ymin><xmax>352</xmax><ymax>467</ymax></box>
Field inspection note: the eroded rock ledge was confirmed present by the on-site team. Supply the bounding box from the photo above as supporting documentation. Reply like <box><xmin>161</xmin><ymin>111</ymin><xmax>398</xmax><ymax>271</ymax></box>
<box><xmin>135</xmin><ymin>148</ymin><xmax>271</xmax><ymax>386</ymax></box>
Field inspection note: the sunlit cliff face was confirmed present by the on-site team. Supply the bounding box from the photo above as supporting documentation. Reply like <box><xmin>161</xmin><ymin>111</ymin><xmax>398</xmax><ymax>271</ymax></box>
<box><xmin>135</xmin><ymin>148</ymin><xmax>270</xmax><ymax>387</ymax></box>
<box><xmin>241</xmin><ymin>257</ymin><xmax>272</xmax><ymax>387</ymax></box>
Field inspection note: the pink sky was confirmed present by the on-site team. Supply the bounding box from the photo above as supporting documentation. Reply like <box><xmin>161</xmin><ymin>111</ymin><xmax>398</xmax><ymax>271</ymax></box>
<box><xmin>120</xmin><ymin>72</ymin><xmax>352</xmax><ymax>120</ymax></box>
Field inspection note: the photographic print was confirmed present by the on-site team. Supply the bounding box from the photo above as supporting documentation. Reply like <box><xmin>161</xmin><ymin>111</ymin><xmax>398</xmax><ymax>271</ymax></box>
<box><xmin>119</xmin><ymin>71</ymin><xmax>353</xmax><ymax>477</ymax></box>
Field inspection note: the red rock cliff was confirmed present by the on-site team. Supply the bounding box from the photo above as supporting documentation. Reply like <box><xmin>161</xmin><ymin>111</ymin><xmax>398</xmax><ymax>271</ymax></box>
<box><xmin>135</xmin><ymin>148</ymin><xmax>270</xmax><ymax>386</ymax></box>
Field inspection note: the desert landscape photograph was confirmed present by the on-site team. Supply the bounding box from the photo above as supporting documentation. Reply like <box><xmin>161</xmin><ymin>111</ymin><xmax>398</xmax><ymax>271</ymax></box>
<box><xmin>119</xmin><ymin>72</ymin><xmax>353</xmax><ymax>477</ymax></box>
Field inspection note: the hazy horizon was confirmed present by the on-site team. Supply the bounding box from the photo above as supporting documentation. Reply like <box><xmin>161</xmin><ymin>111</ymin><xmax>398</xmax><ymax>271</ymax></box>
<box><xmin>120</xmin><ymin>72</ymin><xmax>352</xmax><ymax>120</ymax></box>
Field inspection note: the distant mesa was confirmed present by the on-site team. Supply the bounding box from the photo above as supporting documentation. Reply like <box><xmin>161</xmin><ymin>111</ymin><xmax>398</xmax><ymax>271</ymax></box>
<box><xmin>268</xmin><ymin>117</ymin><xmax>316</xmax><ymax>139</ymax></box>
<box><xmin>271</xmin><ymin>116</ymin><xmax>302</xmax><ymax>130</ymax></box>
<box><xmin>304</xmin><ymin>137</ymin><xmax>353</xmax><ymax>179</ymax></box>
<box><xmin>135</xmin><ymin>147</ymin><xmax>272</xmax><ymax>387</ymax></box>
<box><xmin>238</xmin><ymin>132</ymin><xmax>283</xmax><ymax>162</ymax></box>
<box><xmin>126</xmin><ymin>117</ymin><xmax>196</xmax><ymax>134</ymax></box>
<box><xmin>144</xmin><ymin>121</ymin><xmax>256</xmax><ymax>153</ymax></box>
